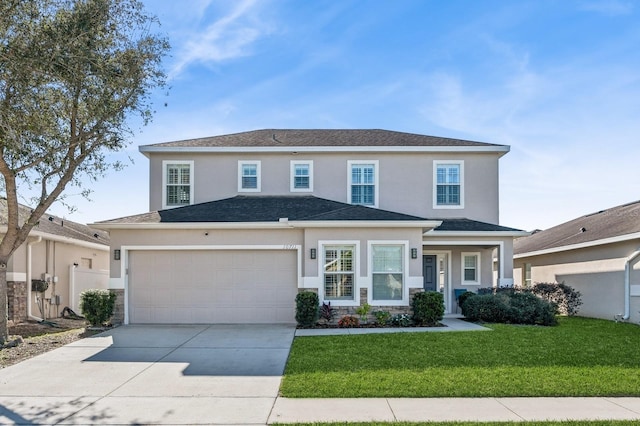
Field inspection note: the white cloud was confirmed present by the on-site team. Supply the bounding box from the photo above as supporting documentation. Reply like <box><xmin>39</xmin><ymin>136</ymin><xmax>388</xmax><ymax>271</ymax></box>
<box><xmin>169</xmin><ymin>0</ymin><xmax>272</xmax><ymax>78</ymax></box>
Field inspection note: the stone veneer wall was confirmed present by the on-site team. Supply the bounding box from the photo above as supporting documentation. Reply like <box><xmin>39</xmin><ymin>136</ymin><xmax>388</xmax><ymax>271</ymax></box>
<box><xmin>7</xmin><ymin>281</ymin><xmax>27</xmax><ymax>322</ymax></box>
<box><xmin>110</xmin><ymin>289</ymin><xmax>125</xmax><ymax>325</ymax></box>
<box><xmin>298</xmin><ymin>287</ymin><xmax>424</xmax><ymax>325</ymax></box>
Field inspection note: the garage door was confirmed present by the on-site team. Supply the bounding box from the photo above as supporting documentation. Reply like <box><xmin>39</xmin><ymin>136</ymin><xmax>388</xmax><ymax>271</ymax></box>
<box><xmin>128</xmin><ymin>250</ymin><xmax>298</xmax><ymax>324</ymax></box>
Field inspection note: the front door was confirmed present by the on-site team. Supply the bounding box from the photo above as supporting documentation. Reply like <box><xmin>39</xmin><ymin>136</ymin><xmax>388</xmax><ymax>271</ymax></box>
<box><xmin>423</xmin><ymin>255</ymin><xmax>437</xmax><ymax>291</ymax></box>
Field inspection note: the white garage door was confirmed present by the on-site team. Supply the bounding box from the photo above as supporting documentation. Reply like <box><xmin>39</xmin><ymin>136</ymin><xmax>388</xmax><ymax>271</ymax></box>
<box><xmin>128</xmin><ymin>250</ymin><xmax>298</xmax><ymax>324</ymax></box>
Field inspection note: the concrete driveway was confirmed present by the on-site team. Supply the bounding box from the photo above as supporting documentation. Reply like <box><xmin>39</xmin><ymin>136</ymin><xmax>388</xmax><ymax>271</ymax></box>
<box><xmin>0</xmin><ymin>324</ymin><xmax>295</xmax><ymax>425</ymax></box>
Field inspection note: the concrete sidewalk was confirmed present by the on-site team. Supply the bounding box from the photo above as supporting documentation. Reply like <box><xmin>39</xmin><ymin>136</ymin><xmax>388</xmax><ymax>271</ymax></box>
<box><xmin>269</xmin><ymin>397</ymin><xmax>640</xmax><ymax>423</ymax></box>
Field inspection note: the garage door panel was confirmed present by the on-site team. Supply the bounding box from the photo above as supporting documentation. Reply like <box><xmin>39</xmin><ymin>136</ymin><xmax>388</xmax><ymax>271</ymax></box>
<box><xmin>129</xmin><ymin>250</ymin><xmax>297</xmax><ymax>324</ymax></box>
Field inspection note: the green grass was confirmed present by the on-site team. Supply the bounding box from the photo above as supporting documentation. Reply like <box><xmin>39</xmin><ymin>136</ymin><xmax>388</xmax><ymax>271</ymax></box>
<box><xmin>281</xmin><ymin>317</ymin><xmax>640</xmax><ymax>397</ymax></box>
<box><xmin>273</xmin><ymin>422</ymin><xmax>640</xmax><ymax>426</ymax></box>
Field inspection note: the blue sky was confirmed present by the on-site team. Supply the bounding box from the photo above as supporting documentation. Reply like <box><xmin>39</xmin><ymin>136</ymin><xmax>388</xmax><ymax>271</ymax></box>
<box><xmin>51</xmin><ymin>0</ymin><xmax>640</xmax><ymax>231</ymax></box>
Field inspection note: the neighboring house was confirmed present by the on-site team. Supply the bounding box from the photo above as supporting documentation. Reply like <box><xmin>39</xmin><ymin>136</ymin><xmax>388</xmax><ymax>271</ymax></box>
<box><xmin>513</xmin><ymin>200</ymin><xmax>640</xmax><ymax>324</ymax></box>
<box><xmin>1</xmin><ymin>199</ymin><xmax>110</xmax><ymax>322</ymax></box>
<box><xmin>93</xmin><ymin>129</ymin><xmax>526</xmax><ymax>325</ymax></box>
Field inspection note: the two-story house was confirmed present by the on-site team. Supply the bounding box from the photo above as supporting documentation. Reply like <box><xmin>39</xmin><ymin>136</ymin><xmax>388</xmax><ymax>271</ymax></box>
<box><xmin>93</xmin><ymin>129</ymin><xmax>526</xmax><ymax>324</ymax></box>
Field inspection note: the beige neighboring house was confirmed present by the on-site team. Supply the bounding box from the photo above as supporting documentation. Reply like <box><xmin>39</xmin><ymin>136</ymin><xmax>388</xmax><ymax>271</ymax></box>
<box><xmin>2</xmin><ymin>199</ymin><xmax>110</xmax><ymax>322</ymax></box>
<box><xmin>513</xmin><ymin>200</ymin><xmax>640</xmax><ymax>324</ymax></box>
<box><xmin>93</xmin><ymin>129</ymin><xmax>527</xmax><ymax>325</ymax></box>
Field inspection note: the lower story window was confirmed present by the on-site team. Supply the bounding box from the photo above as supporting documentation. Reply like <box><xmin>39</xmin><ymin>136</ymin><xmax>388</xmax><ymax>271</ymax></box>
<box><xmin>372</xmin><ymin>245</ymin><xmax>404</xmax><ymax>301</ymax></box>
<box><xmin>462</xmin><ymin>252</ymin><xmax>480</xmax><ymax>284</ymax></box>
<box><xmin>324</xmin><ymin>245</ymin><xmax>355</xmax><ymax>300</ymax></box>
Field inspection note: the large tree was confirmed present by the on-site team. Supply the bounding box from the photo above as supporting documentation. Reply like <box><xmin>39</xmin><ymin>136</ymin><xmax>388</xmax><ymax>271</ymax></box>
<box><xmin>0</xmin><ymin>0</ymin><xmax>169</xmax><ymax>342</ymax></box>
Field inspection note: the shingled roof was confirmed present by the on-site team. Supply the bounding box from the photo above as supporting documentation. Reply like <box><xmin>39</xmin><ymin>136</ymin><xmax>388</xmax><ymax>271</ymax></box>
<box><xmin>140</xmin><ymin>129</ymin><xmax>505</xmax><ymax>149</ymax></box>
<box><xmin>96</xmin><ymin>195</ymin><xmax>430</xmax><ymax>224</ymax></box>
<box><xmin>514</xmin><ymin>200</ymin><xmax>640</xmax><ymax>255</ymax></box>
<box><xmin>432</xmin><ymin>218</ymin><xmax>525</xmax><ymax>233</ymax></box>
<box><xmin>0</xmin><ymin>199</ymin><xmax>109</xmax><ymax>245</ymax></box>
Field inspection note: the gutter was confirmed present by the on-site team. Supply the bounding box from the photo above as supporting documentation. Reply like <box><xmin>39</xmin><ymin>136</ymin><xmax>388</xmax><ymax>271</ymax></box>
<box><xmin>26</xmin><ymin>236</ymin><xmax>43</xmax><ymax>321</ymax></box>
<box><xmin>620</xmin><ymin>248</ymin><xmax>640</xmax><ymax>321</ymax></box>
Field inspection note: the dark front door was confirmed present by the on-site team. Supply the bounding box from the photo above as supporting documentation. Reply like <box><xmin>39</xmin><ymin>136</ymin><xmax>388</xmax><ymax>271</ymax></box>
<box><xmin>423</xmin><ymin>255</ymin><xmax>437</xmax><ymax>291</ymax></box>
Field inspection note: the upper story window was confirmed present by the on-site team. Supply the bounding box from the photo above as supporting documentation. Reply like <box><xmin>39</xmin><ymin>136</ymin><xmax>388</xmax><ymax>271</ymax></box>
<box><xmin>162</xmin><ymin>160</ymin><xmax>194</xmax><ymax>209</ymax></box>
<box><xmin>348</xmin><ymin>160</ymin><xmax>379</xmax><ymax>207</ymax></box>
<box><xmin>434</xmin><ymin>160</ymin><xmax>464</xmax><ymax>209</ymax></box>
<box><xmin>290</xmin><ymin>160</ymin><xmax>313</xmax><ymax>192</ymax></box>
<box><xmin>238</xmin><ymin>161</ymin><xmax>261</xmax><ymax>192</ymax></box>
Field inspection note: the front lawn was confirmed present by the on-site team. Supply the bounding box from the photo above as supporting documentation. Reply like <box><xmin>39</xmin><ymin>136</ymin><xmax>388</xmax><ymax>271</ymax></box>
<box><xmin>281</xmin><ymin>317</ymin><xmax>640</xmax><ymax>397</ymax></box>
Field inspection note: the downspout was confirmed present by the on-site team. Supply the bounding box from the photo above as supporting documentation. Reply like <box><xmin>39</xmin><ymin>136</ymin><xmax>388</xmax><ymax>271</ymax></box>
<box><xmin>621</xmin><ymin>248</ymin><xmax>640</xmax><ymax>321</ymax></box>
<box><xmin>27</xmin><ymin>236</ymin><xmax>43</xmax><ymax>321</ymax></box>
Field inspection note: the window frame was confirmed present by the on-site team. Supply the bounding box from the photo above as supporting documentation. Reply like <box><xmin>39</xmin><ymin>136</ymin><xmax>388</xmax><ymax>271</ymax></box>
<box><xmin>433</xmin><ymin>160</ymin><xmax>464</xmax><ymax>209</ymax></box>
<box><xmin>523</xmin><ymin>263</ymin><xmax>532</xmax><ymax>287</ymax></box>
<box><xmin>290</xmin><ymin>160</ymin><xmax>313</xmax><ymax>192</ymax></box>
<box><xmin>238</xmin><ymin>160</ymin><xmax>261</xmax><ymax>192</ymax></box>
<box><xmin>369</xmin><ymin>241</ymin><xmax>408</xmax><ymax>305</ymax></box>
<box><xmin>347</xmin><ymin>160</ymin><xmax>379</xmax><ymax>208</ymax></box>
<box><xmin>461</xmin><ymin>252</ymin><xmax>481</xmax><ymax>285</ymax></box>
<box><xmin>162</xmin><ymin>160</ymin><xmax>194</xmax><ymax>209</ymax></box>
<box><xmin>319</xmin><ymin>240</ymin><xmax>360</xmax><ymax>306</ymax></box>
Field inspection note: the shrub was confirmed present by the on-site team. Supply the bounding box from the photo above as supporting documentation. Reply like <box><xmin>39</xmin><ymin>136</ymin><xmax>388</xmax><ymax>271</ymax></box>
<box><xmin>389</xmin><ymin>313</ymin><xmax>412</xmax><ymax>327</ymax></box>
<box><xmin>462</xmin><ymin>293</ymin><xmax>509</xmax><ymax>323</ymax></box>
<box><xmin>373</xmin><ymin>310</ymin><xmax>391</xmax><ymax>326</ymax></box>
<box><xmin>412</xmin><ymin>291</ymin><xmax>444</xmax><ymax>326</ymax></box>
<box><xmin>506</xmin><ymin>291</ymin><xmax>557</xmax><ymax>326</ymax></box>
<box><xmin>338</xmin><ymin>315</ymin><xmax>360</xmax><ymax>328</ymax></box>
<box><xmin>531</xmin><ymin>282</ymin><xmax>582</xmax><ymax>316</ymax></box>
<box><xmin>295</xmin><ymin>291</ymin><xmax>319</xmax><ymax>328</ymax></box>
<box><xmin>457</xmin><ymin>291</ymin><xmax>476</xmax><ymax>310</ymax></box>
<box><xmin>355</xmin><ymin>303</ymin><xmax>371</xmax><ymax>323</ymax></box>
<box><xmin>80</xmin><ymin>289</ymin><xmax>116</xmax><ymax>327</ymax></box>
<box><xmin>319</xmin><ymin>301</ymin><xmax>335</xmax><ymax>323</ymax></box>
<box><xmin>462</xmin><ymin>292</ymin><xmax>557</xmax><ymax>326</ymax></box>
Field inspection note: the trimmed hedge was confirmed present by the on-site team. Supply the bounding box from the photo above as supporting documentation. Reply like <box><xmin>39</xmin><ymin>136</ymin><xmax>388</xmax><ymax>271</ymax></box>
<box><xmin>80</xmin><ymin>289</ymin><xmax>116</xmax><ymax>326</ymax></box>
<box><xmin>295</xmin><ymin>291</ymin><xmax>319</xmax><ymax>327</ymax></box>
<box><xmin>412</xmin><ymin>291</ymin><xmax>444</xmax><ymax>326</ymax></box>
<box><xmin>462</xmin><ymin>291</ymin><xmax>557</xmax><ymax>326</ymax></box>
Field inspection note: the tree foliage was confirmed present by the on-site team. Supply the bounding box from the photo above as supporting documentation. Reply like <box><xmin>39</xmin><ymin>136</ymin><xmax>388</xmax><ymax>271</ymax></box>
<box><xmin>0</xmin><ymin>0</ymin><xmax>169</xmax><ymax>342</ymax></box>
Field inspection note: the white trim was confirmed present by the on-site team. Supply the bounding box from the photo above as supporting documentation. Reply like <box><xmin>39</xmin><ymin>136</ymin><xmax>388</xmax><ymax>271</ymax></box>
<box><xmin>347</xmin><ymin>160</ymin><xmax>379</xmax><ymax>208</ymax></box>
<box><xmin>290</xmin><ymin>160</ymin><xmax>313</xmax><ymax>192</ymax></box>
<box><xmin>461</xmin><ymin>252</ymin><xmax>481</xmax><ymax>285</ymax></box>
<box><xmin>162</xmin><ymin>160</ymin><xmax>194</xmax><ymax>209</ymax></box>
<box><xmin>92</xmin><ymin>220</ymin><xmax>442</xmax><ymax>231</ymax></box>
<box><xmin>318</xmin><ymin>240</ymin><xmax>360</xmax><ymax>307</ymax></box>
<box><xmin>514</xmin><ymin>231</ymin><xmax>640</xmax><ymax>259</ymax></box>
<box><xmin>7</xmin><ymin>272</ymin><xmax>27</xmax><ymax>282</ymax></box>
<box><xmin>433</xmin><ymin>160</ymin><xmax>464</xmax><ymax>209</ymax></box>
<box><xmin>238</xmin><ymin>160</ymin><xmax>261</xmax><ymax>192</ymax></box>
<box><xmin>121</xmin><ymin>244</ymin><xmax>302</xmax><ymax>325</ymax></box>
<box><xmin>425</xmin><ymin>240</ymin><xmax>506</xmax><ymax>282</ymax></box>
<box><xmin>140</xmin><ymin>145</ymin><xmax>511</xmax><ymax>155</ymax></box>
<box><xmin>368</xmin><ymin>240</ymin><xmax>409</xmax><ymax>306</ymax></box>
<box><xmin>423</xmin><ymin>249</ymin><xmax>453</xmax><ymax>313</ymax></box>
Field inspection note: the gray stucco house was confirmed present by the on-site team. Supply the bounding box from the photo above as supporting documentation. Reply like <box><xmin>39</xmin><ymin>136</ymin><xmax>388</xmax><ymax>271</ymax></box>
<box><xmin>514</xmin><ymin>200</ymin><xmax>640</xmax><ymax>324</ymax></box>
<box><xmin>93</xmin><ymin>129</ymin><xmax>526</xmax><ymax>324</ymax></box>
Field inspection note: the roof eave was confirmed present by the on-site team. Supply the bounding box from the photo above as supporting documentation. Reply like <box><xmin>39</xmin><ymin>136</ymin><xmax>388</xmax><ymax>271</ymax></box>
<box><xmin>514</xmin><ymin>231</ymin><xmax>640</xmax><ymax>259</ymax></box>
<box><xmin>0</xmin><ymin>226</ymin><xmax>109</xmax><ymax>250</ymax></box>
<box><xmin>91</xmin><ymin>219</ymin><xmax>442</xmax><ymax>231</ymax></box>
<box><xmin>425</xmin><ymin>230</ymin><xmax>530</xmax><ymax>238</ymax></box>
<box><xmin>138</xmin><ymin>145</ymin><xmax>510</xmax><ymax>155</ymax></box>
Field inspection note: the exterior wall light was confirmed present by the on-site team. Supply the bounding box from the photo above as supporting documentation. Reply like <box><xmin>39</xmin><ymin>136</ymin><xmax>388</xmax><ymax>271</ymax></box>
<box><xmin>411</xmin><ymin>248</ymin><xmax>418</xmax><ymax>259</ymax></box>
<box><xmin>114</xmin><ymin>249</ymin><xmax>121</xmax><ymax>260</ymax></box>
<box><xmin>310</xmin><ymin>248</ymin><xmax>317</xmax><ymax>259</ymax></box>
